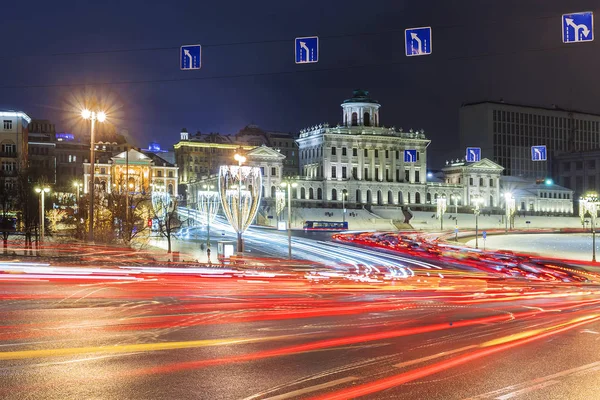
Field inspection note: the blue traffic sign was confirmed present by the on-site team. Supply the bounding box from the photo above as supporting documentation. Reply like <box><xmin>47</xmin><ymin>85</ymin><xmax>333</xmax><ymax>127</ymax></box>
<box><xmin>180</xmin><ymin>44</ymin><xmax>201</xmax><ymax>70</ymax></box>
<box><xmin>563</xmin><ymin>12</ymin><xmax>594</xmax><ymax>43</ymax></box>
<box><xmin>531</xmin><ymin>145</ymin><xmax>547</xmax><ymax>161</ymax></box>
<box><xmin>404</xmin><ymin>149</ymin><xmax>417</xmax><ymax>163</ymax></box>
<box><xmin>295</xmin><ymin>36</ymin><xmax>319</xmax><ymax>64</ymax></box>
<box><xmin>454</xmin><ymin>228</ymin><xmax>459</xmax><ymax>234</ymax></box>
<box><xmin>482</xmin><ymin>231</ymin><xmax>487</xmax><ymax>239</ymax></box>
<box><xmin>466</xmin><ymin>147</ymin><xmax>481</xmax><ymax>162</ymax></box>
<box><xmin>405</xmin><ymin>27</ymin><xmax>432</xmax><ymax>56</ymax></box>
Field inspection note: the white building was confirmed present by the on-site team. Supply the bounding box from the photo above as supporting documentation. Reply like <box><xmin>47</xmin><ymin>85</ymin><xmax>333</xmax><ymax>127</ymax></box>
<box><xmin>442</xmin><ymin>158</ymin><xmax>504</xmax><ymax>208</ymax></box>
<box><xmin>186</xmin><ymin>145</ymin><xmax>286</xmax><ymax>209</ymax></box>
<box><xmin>296</xmin><ymin>90</ymin><xmax>452</xmax><ymax>206</ymax></box>
<box><xmin>501</xmin><ymin>176</ymin><xmax>573</xmax><ymax>215</ymax></box>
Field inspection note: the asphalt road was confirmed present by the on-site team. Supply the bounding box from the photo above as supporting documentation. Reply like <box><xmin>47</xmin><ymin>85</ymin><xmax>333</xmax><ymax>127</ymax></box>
<box><xmin>1</xmin><ymin>263</ymin><xmax>600</xmax><ymax>400</ymax></box>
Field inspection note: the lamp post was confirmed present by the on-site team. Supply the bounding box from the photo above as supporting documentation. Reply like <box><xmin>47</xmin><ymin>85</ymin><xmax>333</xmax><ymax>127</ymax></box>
<box><xmin>35</xmin><ymin>187</ymin><xmax>50</xmax><ymax>243</ymax></box>
<box><xmin>281</xmin><ymin>179</ymin><xmax>298</xmax><ymax>259</ymax></box>
<box><xmin>81</xmin><ymin>108</ymin><xmax>106</xmax><ymax>242</ymax></box>
<box><xmin>436</xmin><ymin>196</ymin><xmax>447</xmax><ymax>230</ymax></box>
<box><xmin>580</xmin><ymin>193</ymin><xmax>599</xmax><ymax>262</ymax></box>
<box><xmin>342</xmin><ymin>189</ymin><xmax>348</xmax><ymax>224</ymax></box>
<box><xmin>473</xmin><ymin>196</ymin><xmax>482</xmax><ymax>249</ymax></box>
<box><xmin>451</xmin><ymin>194</ymin><xmax>460</xmax><ymax>213</ymax></box>
<box><xmin>504</xmin><ymin>192</ymin><xmax>514</xmax><ymax>234</ymax></box>
<box><xmin>73</xmin><ymin>181</ymin><xmax>82</xmax><ymax>213</ymax></box>
<box><xmin>233</xmin><ymin>152</ymin><xmax>246</xmax><ymax>254</ymax></box>
<box><xmin>201</xmin><ymin>184</ymin><xmax>216</xmax><ymax>250</ymax></box>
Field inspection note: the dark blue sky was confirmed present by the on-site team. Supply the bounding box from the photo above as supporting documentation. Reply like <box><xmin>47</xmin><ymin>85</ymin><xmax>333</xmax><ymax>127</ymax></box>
<box><xmin>1</xmin><ymin>0</ymin><xmax>598</xmax><ymax>166</ymax></box>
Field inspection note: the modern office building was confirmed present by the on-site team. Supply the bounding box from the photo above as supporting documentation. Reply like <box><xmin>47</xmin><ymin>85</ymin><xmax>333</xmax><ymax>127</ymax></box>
<box><xmin>553</xmin><ymin>149</ymin><xmax>600</xmax><ymax>202</ymax></box>
<box><xmin>459</xmin><ymin>101</ymin><xmax>600</xmax><ymax>179</ymax></box>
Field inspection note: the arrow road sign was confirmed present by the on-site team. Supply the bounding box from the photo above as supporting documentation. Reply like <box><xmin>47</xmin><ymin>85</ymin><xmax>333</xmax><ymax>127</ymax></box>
<box><xmin>180</xmin><ymin>44</ymin><xmax>201</xmax><ymax>70</ymax></box>
<box><xmin>404</xmin><ymin>149</ymin><xmax>417</xmax><ymax>163</ymax></box>
<box><xmin>295</xmin><ymin>36</ymin><xmax>319</xmax><ymax>64</ymax></box>
<box><xmin>466</xmin><ymin>147</ymin><xmax>481</xmax><ymax>162</ymax></box>
<box><xmin>405</xmin><ymin>27</ymin><xmax>432</xmax><ymax>56</ymax></box>
<box><xmin>531</xmin><ymin>145</ymin><xmax>547</xmax><ymax>161</ymax></box>
<box><xmin>482</xmin><ymin>231</ymin><xmax>487</xmax><ymax>239</ymax></box>
<box><xmin>563</xmin><ymin>12</ymin><xmax>594</xmax><ymax>43</ymax></box>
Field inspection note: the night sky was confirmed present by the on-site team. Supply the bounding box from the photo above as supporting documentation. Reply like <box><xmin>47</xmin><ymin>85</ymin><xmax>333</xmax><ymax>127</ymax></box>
<box><xmin>1</xmin><ymin>0</ymin><xmax>598</xmax><ymax>167</ymax></box>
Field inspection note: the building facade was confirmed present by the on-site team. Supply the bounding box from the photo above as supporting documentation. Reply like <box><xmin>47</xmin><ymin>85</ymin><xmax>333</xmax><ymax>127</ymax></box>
<box><xmin>0</xmin><ymin>110</ymin><xmax>30</xmax><ymax>189</ymax></box>
<box><xmin>552</xmin><ymin>149</ymin><xmax>600</xmax><ymax>202</ymax></box>
<box><xmin>442</xmin><ymin>158</ymin><xmax>504</xmax><ymax>208</ymax></box>
<box><xmin>186</xmin><ymin>145</ymin><xmax>285</xmax><ymax>209</ymax></box>
<box><xmin>459</xmin><ymin>101</ymin><xmax>600</xmax><ymax>179</ymax></box>
<box><xmin>295</xmin><ymin>90</ymin><xmax>440</xmax><ymax>206</ymax></box>
<box><xmin>501</xmin><ymin>176</ymin><xmax>573</xmax><ymax>215</ymax></box>
<box><xmin>28</xmin><ymin>119</ymin><xmax>56</xmax><ymax>184</ymax></box>
<box><xmin>83</xmin><ymin>148</ymin><xmax>178</xmax><ymax>197</ymax></box>
<box><xmin>54</xmin><ymin>132</ymin><xmax>89</xmax><ymax>191</ymax></box>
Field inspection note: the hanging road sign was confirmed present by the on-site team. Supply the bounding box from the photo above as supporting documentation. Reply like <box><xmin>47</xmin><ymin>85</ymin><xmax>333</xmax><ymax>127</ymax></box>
<box><xmin>295</xmin><ymin>36</ymin><xmax>319</xmax><ymax>64</ymax></box>
<box><xmin>180</xmin><ymin>44</ymin><xmax>201</xmax><ymax>70</ymax></box>
<box><xmin>562</xmin><ymin>12</ymin><xmax>594</xmax><ymax>43</ymax></box>
<box><xmin>404</xmin><ymin>149</ymin><xmax>417</xmax><ymax>163</ymax></box>
<box><xmin>405</xmin><ymin>27</ymin><xmax>432</xmax><ymax>56</ymax></box>
<box><xmin>531</xmin><ymin>145</ymin><xmax>547</xmax><ymax>161</ymax></box>
<box><xmin>466</xmin><ymin>147</ymin><xmax>481</xmax><ymax>162</ymax></box>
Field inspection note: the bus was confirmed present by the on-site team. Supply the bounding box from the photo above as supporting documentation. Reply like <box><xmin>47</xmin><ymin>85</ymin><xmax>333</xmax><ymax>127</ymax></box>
<box><xmin>303</xmin><ymin>221</ymin><xmax>348</xmax><ymax>231</ymax></box>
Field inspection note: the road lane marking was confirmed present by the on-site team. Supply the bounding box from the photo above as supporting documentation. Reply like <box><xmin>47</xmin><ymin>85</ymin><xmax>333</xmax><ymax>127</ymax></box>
<box><xmin>0</xmin><ymin>334</ymin><xmax>298</xmax><ymax>361</ymax></box>
<box><xmin>495</xmin><ymin>380</ymin><xmax>560</xmax><ymax>400</ymax></box>
<box><xmin>262</xmin><ymin>376</ymin><xmax>358</xmax><ymax>400</ymax></box>
<box><xmin>393</xmin><ymin>345</ymin><xmax>478</xmax><ymax>368</ymax></box>
<box><xmin>465</xmin><ymin>361</ymin><xmax>600</xmax><ymax>399</ymax></box>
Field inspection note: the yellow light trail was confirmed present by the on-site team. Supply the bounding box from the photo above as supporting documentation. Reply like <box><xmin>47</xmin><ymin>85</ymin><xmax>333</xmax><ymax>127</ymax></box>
<box><xmin>0</xmin><ymin>334</ymin><xmax>297</xmax><ymax>361</ymax></box>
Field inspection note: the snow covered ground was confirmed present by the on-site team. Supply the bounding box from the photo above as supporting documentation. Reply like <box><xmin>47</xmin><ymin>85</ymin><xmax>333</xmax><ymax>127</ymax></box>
<box><xmin>465</xmin><ymin>233</ymin><xmax>596</xmax><ymax>262</ymax></box>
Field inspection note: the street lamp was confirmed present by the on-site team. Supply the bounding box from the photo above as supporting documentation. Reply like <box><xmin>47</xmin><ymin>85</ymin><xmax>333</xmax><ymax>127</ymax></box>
<box><xmin>580</xmin><ymin>193</ymin><xmax>599</xmax><ymax>262</ymax></box>
<box><xmin>342</xmin><ymin>189</ymin><xmax>348</xmax><ymax>224</ymax></box>
<box><xmin>81</xmin><ymin>108</ymin><xmax>106</xmax><ymax>242</ymax></box>
<box><xmin>504</xmin><ymin>192</ymin><xmax>515</xmax><ymax>234</ymax></box>
<box><xmin>233</xmin><ymin>152</ymin><xmax>246</xmax><ymax>254</ymax></box>
<box><xmin>199</xmin><ymin>184</ymin><xmax>217</xmax><ymax>250</ymax></box>
<box><xmin>35</xmin><ymin>187</ymin><xmax>50</xmax><ymax>243</ymax></box>
<box><xmin>473</xmin><ymin>196</ymin><xmax>483</xmax><ymax>249</ymax></box>
<box><xmin>73</xmin><ymin>181</ymin><xmax>82</xmax><ymax>213</ymax></box>
<box><xmin>437</xmin><ymin>195</ymin><xmax>447</xmax><ymax>230</ymax></box>
<box><xmin>281</xmin><ymin>179</ymin><xmax>298</xmax><ymax>259</ymax></box>
<box><xmin>450</xmin><ymin>194</ymin><xmax>460</xmax><ymax>213</ymax></box>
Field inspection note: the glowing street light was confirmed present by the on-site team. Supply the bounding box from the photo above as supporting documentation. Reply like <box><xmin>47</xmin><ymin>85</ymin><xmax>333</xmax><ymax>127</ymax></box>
<box><xmin>472</xmin><ymin>196</ymin><xmax>483</xmax><ymax>249</ymax></box>
<box><xmin>580</xmin><ymin>192</ymin><xmax>599</xmax><ymax>262</ymax></box>
<box><xmin>81</xmin><ymin>108</ymin><xmax>107</xmax><ymax>242</ymax></box>
<box><xmin>35</xmin><ymin>187</ymin><xmax>50</xmax><ymax>243</ymax></box>
<box><xmin>342</xmin><ymin>189</ymin><xmax>348</xmax><ymax>224</ymax></box>
<box><xmin>437</xmin><ymin>195</ymin><xmax>447</xmax><ymax>230</ymax></box>
<box><xmin>198</xmin><ymin>184</ymin><xmax>219</xmax><ymax>251</ymax></box>
<box><xmin>450</xmin><ymin>194</ymin><xmax>461</xmax><ymax>213</ymax></box>
<box><xmin>233</xmin><ymin>153</ymin><xmax>247</xmax><ymax>253</ymax></box>
<box><xmin>73</xmin><ymin>181</ymin><xmax>83</xmax><ymax>213</ymax></box>
<box><xmin>504</xmin><ymin>192</ymin><xmax>515</xmax><ymax>234</ymax></box>
<box><xmin>281</xmin><ymin>179</ymin><xmax>298</xmax><ymax>259</ymax></box>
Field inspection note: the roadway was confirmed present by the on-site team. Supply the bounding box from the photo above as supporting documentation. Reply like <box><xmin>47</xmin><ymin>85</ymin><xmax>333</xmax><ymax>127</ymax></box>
<box><xmin>0</xmin><ymin>265</ymin><xmax>600</xmax><ymax>399</ymax></box>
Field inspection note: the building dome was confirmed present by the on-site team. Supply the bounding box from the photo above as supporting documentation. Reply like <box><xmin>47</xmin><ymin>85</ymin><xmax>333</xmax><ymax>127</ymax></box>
<box><xmin>341</xmin><ymin>90</ymin><xmax>381</xmax><ymax>127</ymax></box>
<box><xmin>342</xmin><ymin>89</ymin><xmax>379</xmax><ymax>104</ymax></box>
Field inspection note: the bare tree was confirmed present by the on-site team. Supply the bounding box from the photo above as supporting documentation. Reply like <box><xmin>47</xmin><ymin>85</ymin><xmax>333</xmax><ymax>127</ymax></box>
<box><xmin>151</xmin><ymin>193</ymin><xmax>183</xmax><ymax>254</ymax></box>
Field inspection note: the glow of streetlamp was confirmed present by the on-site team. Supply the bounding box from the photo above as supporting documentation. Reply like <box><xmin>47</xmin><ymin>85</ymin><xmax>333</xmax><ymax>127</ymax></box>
<box><xmin>97</xmin><ymin>111</ymin><xmax>106</xmax><ymax>122</ymax></box>
<box><xmin>234</xmin><ymin>153</ymin><xmax>246</xmax><ymax>165</ymax></box>
<box><xmin>81</xmin><ymin>109</ymin><xmax>91</xmax><ymax>119</ymax></box>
